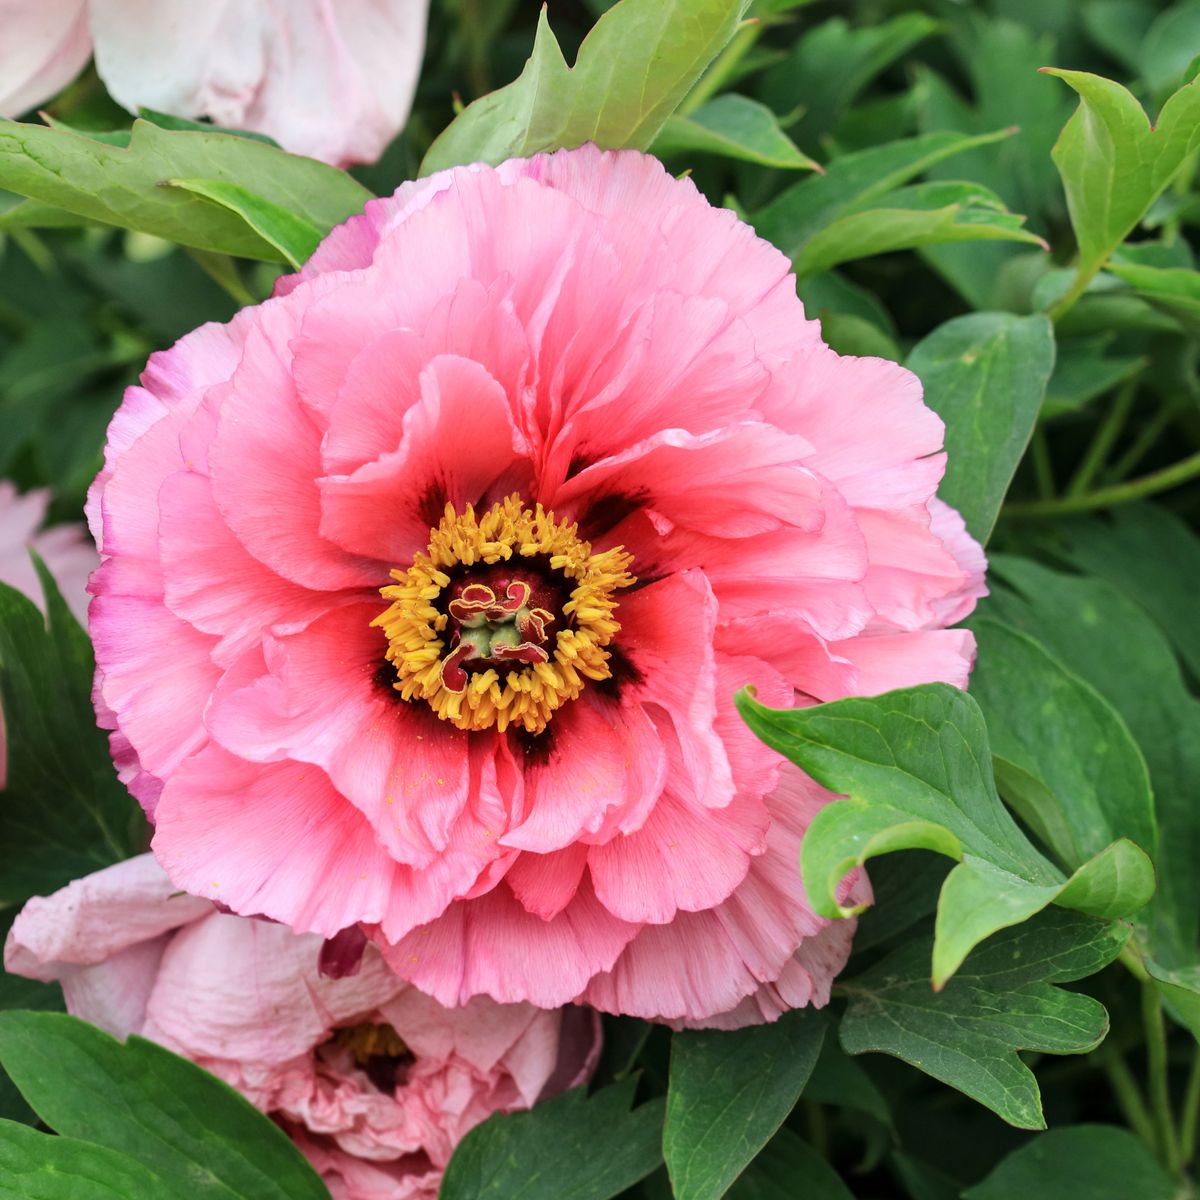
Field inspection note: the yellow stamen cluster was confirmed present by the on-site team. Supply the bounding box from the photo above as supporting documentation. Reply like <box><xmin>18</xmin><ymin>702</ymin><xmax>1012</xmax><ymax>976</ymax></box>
<box><xmin>333</xmin><ymin>1023</ymin><xmax>410</xmax><ymax>1066</ymax></box>
<box><xmin>374</xmin><ymin>495</ymin><xmax>634</xmax><ymax>734</ymax></box>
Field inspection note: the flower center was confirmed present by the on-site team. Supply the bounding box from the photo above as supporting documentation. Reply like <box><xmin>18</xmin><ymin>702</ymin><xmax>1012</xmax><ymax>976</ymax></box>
<box><xmin>329</xmin><ymin>1022</ymin><xmax>414</xmax><ymax>1093</ymax></box>
<box><xmin>374</xmin><ymin>495</ymin><xmax>634</xmax><ymax>734</ymax></box>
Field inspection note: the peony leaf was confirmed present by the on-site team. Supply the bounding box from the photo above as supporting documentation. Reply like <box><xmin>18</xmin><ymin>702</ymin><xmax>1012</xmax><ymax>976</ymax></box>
<box><xmin>1042</xmin><ymin>335</ymin><xmax>1144</xmax><ymax>418</ymax></box>
<box><xmin>1043</xmin><ymin>68</ymin><xmax>1200</xmax><ymax>279</ymax></box>
<box><xmin>163</xmin><ymin>178</ymin><xmax>324</xmax><ymax>270</ymax></box>
<box><xmin>906</xmin><ymin>312</ymin><xmax>1055</xmax><ymax>543</ymax></box>
<box><xmin>736</xmin><ymin>684</ymin><xmax>1154</xmax><ymax>987</ymax></box>
<box><xmin>1053</xmin><ymin>504</ymin><xmax>1200</xmax><ymax>681</ymax></box>
<box><xmin>790</xmin><ymin>180</ymin><xmax>1047</xmax><ymax>280</ymax></box>
<box><xmin>759</xmin><ymin>13</ymin><xmax>939</xmax><ymax>147</ymax></box>
<box><xmin>754</xmin><ymin>128</ymin><xmax>1020</xmax><ymax>261</ymax></box>
<box><xmin>968</xmin><ymin>619</ymin><xmax>1156</xmax><ymax>870</ymax></box>
<box><xmin>839</xmin><ymin>910</ymin><xmax>1126</xmax><ymax>1129</ymax></box>
<box><xmin>652</xmin><ymin>94</ymin><xmax>820</xmax><ymax>170</ymax></box>
<box><xmin>0</xmin><ymin>118</ymin><xmax>371</xmax><ymax>261</ymax></box>
<box><xmin>0</xmin><ymin>569</ymin><xmax>144</xmax><ymax>905</ymax></box>
<box><xmin>439</xmin><ymin>1077</ymin><xmax>664</xmax><ymax>1200</ymax></box>
<box><xmin>0</xmin><ymin>1119</ymin><xmax>181</xmax><ymax>1200</ymax></box>
<box><xmin>964</xmin><ymin>1125</ymin><xmax>1178</xmax><ymax>1199</ymax></box>
<box><xmin>0</xmin><ymin>1011</ymin><xmax>330</xmax><ymax>1199</ymax></box>
<box><xmin>1105</xmin><ymin>262</ymin><xmax>1200</xmax><ymax>333</ymax></box>
<box><xmin>664</xmin><ymin>1010</ymin><xmax>826</xmax><ymax>1200</ymax></box>
<box><xmin>985</xmin><ymin>558</ymin><xmax>1200</xmax><ymax>1034</ymax></box>
<box><xmin>725</xmin><ymin>1129</ymin><xmax>854</xmax><ymax>1200</ymax></box>
<box><xmin>420</xmin><ymin>0</ymin><xmax>750</xmax><ymax>176</ymax></box>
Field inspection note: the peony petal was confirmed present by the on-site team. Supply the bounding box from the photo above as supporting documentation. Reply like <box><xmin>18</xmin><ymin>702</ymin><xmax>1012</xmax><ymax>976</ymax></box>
<box><xmin>90</xmin><ymin>0</ymin><xmax>430</xmax><ymax>167</ymax></box>
<box><xmin>207</xmin><ymin>601</ymin><xmax>489</xmax><ymax>866</ymax></box>
<box><xmin>500</xmin><ymin>693</ymin><xmax>665</xmax><ymax>854</ymax></box>
<box><xmin>144</xmin><ymin>916</ymin><xmax>402</xmax><ymax>1065</ymax></box>
<box><xmin>377</xmin><ymin>877</ymin><xmax>639</xmax><ymax>1009</ymax></box>
<box><xmin>3</xmin><ymin>854</ymin><xmax>210</xmax><ymax>974</ymax></box>
<box><xmin>318</xmin><ymin>355</ymin><xmax>531</xmax><ymax>564</ymax></box>
<box><xmin>153</xmin><ymin>748</ymin><xmax>489</xmax><ymax>940</ymax></box>
<box><xmin>0</xmin><ymin>0</ymin><xmax>91</xmax><ymax>118</ymax></box>
<box><xmin>587</xmin><ymin>790</ymin><xmax>768</xmax><ymax>925</ymax></box>
<box><xmin>208</xmin><ymin>310</ymin><xmax>385</xmax><ymax>591</ymax></box>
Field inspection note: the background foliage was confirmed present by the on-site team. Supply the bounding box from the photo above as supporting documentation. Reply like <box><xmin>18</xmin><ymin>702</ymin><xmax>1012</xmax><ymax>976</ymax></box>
<box><xmin>2</xmin><ymin>0</ymin><xmax>1200</xmax><ymax>1196</ymax></box>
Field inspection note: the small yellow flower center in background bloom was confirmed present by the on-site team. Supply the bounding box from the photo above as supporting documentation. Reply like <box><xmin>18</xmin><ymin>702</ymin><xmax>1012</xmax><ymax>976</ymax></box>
<box><xmin>333</xmin><ymin>1022</ymin><xmax>410</xmax><ymax>1067</ymax></box>
<box><xmin>375</xmin><ymin>495</ymin><xmax>635</xmax><ymax>734</ymax></box>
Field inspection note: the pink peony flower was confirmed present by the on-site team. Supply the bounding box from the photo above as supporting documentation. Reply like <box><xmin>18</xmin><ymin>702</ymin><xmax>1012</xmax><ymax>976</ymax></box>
<box><xmin>0</xmin><ymin>0</ymin><xmax>429</xmax><ymax>168</ymax></box>
<box><xmin>4</xmin><ymin>854</ymin><xmax>600</xmax><ymax>1200</ymax></box>
<box><xmin>89</xmin><ymin>146</ymin><xmax>986</xmax><ymax>1027</ymax></box>
<box><xmin>0</xmin><ymin>479</ymin><xmax>97</xmax><ymax>785</ymax></box>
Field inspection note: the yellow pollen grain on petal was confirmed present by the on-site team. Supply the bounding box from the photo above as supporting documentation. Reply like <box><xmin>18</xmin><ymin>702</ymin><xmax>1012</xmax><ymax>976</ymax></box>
<box><xmin>374</xmin><ymin>494</ymin><xmax>634</xmax><ymax>734</ymax></box>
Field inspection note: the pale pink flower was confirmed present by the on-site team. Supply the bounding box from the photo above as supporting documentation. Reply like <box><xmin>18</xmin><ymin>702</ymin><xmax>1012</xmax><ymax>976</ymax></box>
<box><xmin>0</xmin><ymin>0</ymin><xmax>91</xmax><ymax>120</ymax></box>
<box><xmin>0</xmin><ymin>0</ymin><xmax>429</xmax><ymax>167</ymax></box>
<box><xmin>89</xmin><ymin>146</ymin><xmax>985</xmax><ymax>1027</ymax></box>
<box><xmin>0</xmin><ymin>480</ymin><xmax>97</xmax><ymax>785</ymax></box>
<box><xmin>5</xmin><ymin>854</ymin><xmax>600</xmax><ymax>1200</ymax></box>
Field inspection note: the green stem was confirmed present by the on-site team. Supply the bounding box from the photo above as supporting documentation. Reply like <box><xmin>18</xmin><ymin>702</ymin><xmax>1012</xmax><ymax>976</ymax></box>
<box><xmin>1181</xmin><ymin>1045</ymin><xmax>1200</xmax><ymax>1167</ymax></box>
<box><xmin>1143</xmin><ymin>980</ymin><xmax>1182</xmax><ymax>1174</ymax></box>
<box><xmin>1094</xmin><ymin>1041</ymin><xmax>1159</xmax><ymax>1151</ymax></box>
<box><xmin>1031</xmin><ymin>427</ymin><xmax>1056</xmax><ymax>499</ymax></box>
<box><xmin>1046</xmin><ymin>259</ymin><xmax>1102</xmax><ymax>324</ymax></box>
<box><xmin>1066</xmin><ymin>376</ymin><xmax>1139</xmax><ymax>498</ymax></box>
<box><xmin>1004</xmin><ymin>451</ymin><xmax>1200</xmax><ymax>518</ymax></box>
<box><xmin>1111</xmin><ymin>403</ymin><xmax>1176</xmax><ymax>481</ymax></box>
<box><xmin>186</xmin><ymin>249</ymin><xmax>255</xmax><ymax>306</ymax></box>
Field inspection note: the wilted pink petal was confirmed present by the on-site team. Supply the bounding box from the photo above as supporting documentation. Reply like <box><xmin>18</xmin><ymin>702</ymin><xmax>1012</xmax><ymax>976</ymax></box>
<box><xmin>91</xmin><ymin>146</ymin><xmax>985</xmax><ymax>1026</ymax></box>
<box><xmin>4</xmin><ymin>855</ymin><xmax>600</xmax><ymax>1199</ymax></box>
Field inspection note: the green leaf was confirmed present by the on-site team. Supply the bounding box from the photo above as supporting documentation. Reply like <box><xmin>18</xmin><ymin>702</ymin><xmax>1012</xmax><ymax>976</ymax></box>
<box><xmin>0</xmin><ymin>571</ymin><xmax>145</xmax><ymax>904</ymax></box>
<box><xmin>663</xmin><ymin>1010</ymin><xmax>826</xmax><ymax>1200</ymax></box>
<box><xmin>652</xmin><ymin>94</ymin><xmax>819</xmax><ymax>170</ymax></box>
<box><xmin>818</xmin><ymin>311</ymin><xmax>901</xmax><ymax>361</ymax></box>
<box><xmin>1044</xmin><ymin>68</ymin><xmax>1200</xmax><ymax>277</ymax></box>
<box><xmin>0</xmin><ymin>1011</ymin><xmax>329</xmax><ymax>1200</ymax></box>
<box><xmin>790</xmin><ymin>180</ymin><xmax>1046</xmax><ymax>281</ymax></box>
<box><xmin>1139</xmin><ymin>2</ymin><xmax>1200</xmax><ymax>98</ymax></box>
<box><xmin>914</xmin><ymin>19</ymin><xmax>1069</xmax><ymax>223</ymax></box>
<box><xmin>164</xmin><ymin>179</ymin><xmax>323</xmax><ymax>269</ymax></box>
<box><xmin>905</xmin><ymin>312</ymin><xmax>1055</xmax><ymax>542</ymax></box>
<box><xmin>759</xmin><ymin>13</ymin><xmax>939</xmax><ymax>146</ymax></box>
<box><xmin>754</xmin><ymin>129</ymin><xmax>1019</xmax><ymax>261</ymax></box>
<box><xmin>1042</xmin><ymin>336</ymin><xmax>1144</xmax><ymax>418</ymax></box>
<box><xmin>968</xmin><ymin>619</ymin><xmax>1156</xmax><ymax>868</ymax></box>
<box><xmin>420</xmin><ymin>0</ymin><xmax>749</xmax><ymax>175</ymax></box>
<box><xmin>1143</xmin><ymin>961</ymin><xmax>1200</xmax><ymax>1041</ymax></box>
<box><xmin>725</xmin><ymin>1130</ymin><xmax>854</xmax><ymax>1200</ymax></box>
<box><xmin>932</xmin><ymin>840</ymin><xmax>1152</xmax><ymax>984</ymax></box>
<box><xmin>1055</xmin><ymin>505</ymin><xmax>1200</xmax><ymax>682</ymax></box>
<box><xmin>0</xmin><ymin>197</ymin><xmax>92</xmax><ymax>231</ymax></box>
<box><xmin>1106</xmin><ymin>261</ymin><xmax>1200</xmax><ymax>332</ymax></box>
<box><xmin>439</xmin><ymin>1078</ymin><xmax>664</xmax><ymax>1200</ymax></box>
<box><xmin>963</xmin><ymin>1124</ymin><xmax>1178</xmax><ymax>1199</ymax></box>
<box><xmin>1082</xmin><ymin>2</ymin><xmax>1155</xmax><ymax>74</ymax></box>
<box><xmin>736</xmin><ymin>685</ymin><xmax>1152</xmax><ymax>987</ymax></box>
<box><xmin>0</xmin><ymin>118</ymin><xmax>370</xmax><ymax>261</ymax></box>
<box><xmin>804</xmin><ymin>1039</ymin><xmax>892</xmax><ymax>1127</ymax></box>
<box><xmin>984</xmin><ymin>558</ymin><xmax>1200</xmax><ymax>1035</ymax></box>
<box><xmin>0</xmin><ymin>1119</ymin><xmax>178</xmax><ymax>1200</ymax></box>
<box><xmin>839</xmin><ymin>910</ymin><xmax>1126</xmax><ymax>1129</ymax></box>
<box><xmin>0</xmin><ymin>911</ymin><xmax>63</xmax><ymax>1127</ymax></box>
<box><xmin>986</xmin><ymin>557</ymin><xmax>1200</xmax><ymax>969</ymax></box>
